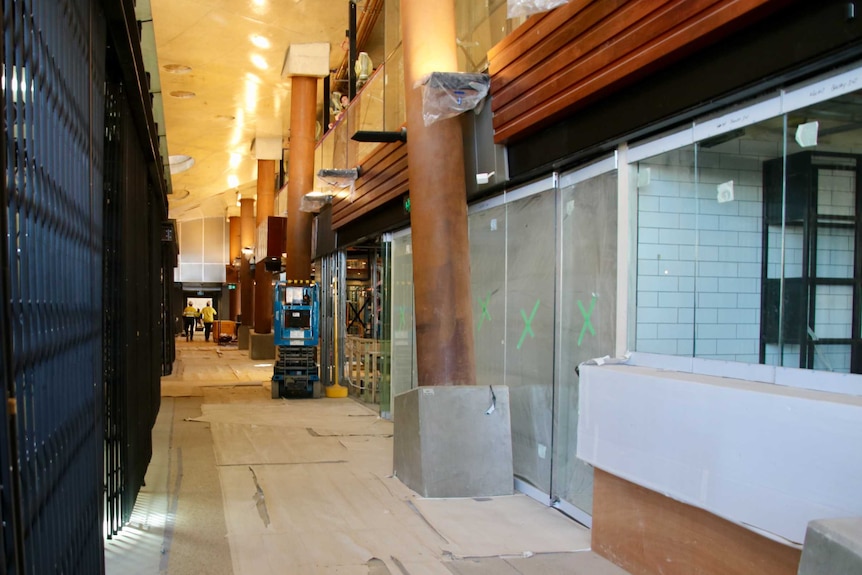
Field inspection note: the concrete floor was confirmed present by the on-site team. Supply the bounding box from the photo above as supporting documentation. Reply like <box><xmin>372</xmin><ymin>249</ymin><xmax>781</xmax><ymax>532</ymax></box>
<box><xmin>104</xmin><ymin>339</ymin><xmax>630</xmax><ymax>575</ymax></box>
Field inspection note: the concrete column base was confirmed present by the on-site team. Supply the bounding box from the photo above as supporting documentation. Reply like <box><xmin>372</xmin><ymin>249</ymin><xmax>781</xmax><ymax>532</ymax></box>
<box><xmin>393</xmin><ymin>385</ymin><xmax>513</xmax><ymax>498</ymax></box>
<box><xmin>799</xmin><ymin>518</ymin><xmax>862</xmax><ymax>575</ymax></box>
<box><xmin>249</xmin><ymin>332</ymin><xmax>275</xmax><ymax>360</ymax></box>
<box><xmin>238</xmin><ymin>326</ymin><xmax>252</xmax><ymax>350</ymax></box>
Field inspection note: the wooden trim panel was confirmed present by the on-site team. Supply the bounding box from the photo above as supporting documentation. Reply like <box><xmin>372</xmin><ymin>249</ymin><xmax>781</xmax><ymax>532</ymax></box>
<box><xmin>489</xmin><ymin>0</ymin><xmax>792</xmax><ymax>144</ymax></box>
<box><xmin>592</xmin><ymin>469</ymin><xmax>801</xmax><ymax>575</ymax></box>
<box><xmin>331</xmin><ymin>139</ymin><xmax>409</xmax><ymax>229</ymax></box>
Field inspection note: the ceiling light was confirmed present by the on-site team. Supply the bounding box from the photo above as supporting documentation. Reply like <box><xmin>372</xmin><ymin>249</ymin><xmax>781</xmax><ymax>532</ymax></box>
<box><xmin>163</xmin><ymin>64</ymin><xmax>192</xmax><ymax>74</ymax></box>
<box><xmin>229</xmin><ymin>153</ymin><xmax>242</xmax><ymax>168</ymax></box>
<box><xmin>169</xmin><ymin>90</ymin><xmax>196</xmax><ymax>99</ymax></box>
<box><xmin>168</xmin><ymin>155</ymin><xmax>195</xmax><ymax>174</ymax></box>
<box><xmin>228</xmin><ymin>175</ymin><xmax>239</xmax><ymax>188</ymax></box>
<box><xmin>251</xmin><ymin>54</ymin><xmax>268</xmax><ymax>70</ymax></box>
<box><xmin>244</xmin><ymin>87</ymin><xmax>258</xmax><ymax>112</ymax></box>
<box><xmin>250</xmin><ymin>35</ymin><xmax>270</xmax><ymax>49</ymax></box>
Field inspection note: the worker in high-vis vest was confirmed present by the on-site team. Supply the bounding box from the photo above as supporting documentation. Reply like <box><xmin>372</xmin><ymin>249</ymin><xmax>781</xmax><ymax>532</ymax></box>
<box><xmin>200</xmin><ymin>301</ymin><xmax>217</xmax><ymax>342</ymax></box>
<box><xmin>182</xmin><ymin>301</ymin><xmax>198</xmax><ymax>341</ymax></box>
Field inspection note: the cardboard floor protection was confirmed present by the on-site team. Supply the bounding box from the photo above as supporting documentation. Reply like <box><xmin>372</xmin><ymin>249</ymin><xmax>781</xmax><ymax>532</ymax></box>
<box><xmin>411</xmin><ymin>495</ymin><xmax>591</xmax><ymax>559</ymax></box>
<box><xmin>110</xmin><ymin>341</ymin><xmax>601</xmax><ymax>575</ymax></box>
<box><xmin>206</xmin><ymin>398</ymin><xmax>592</xmax><ymax>574</ymax></box>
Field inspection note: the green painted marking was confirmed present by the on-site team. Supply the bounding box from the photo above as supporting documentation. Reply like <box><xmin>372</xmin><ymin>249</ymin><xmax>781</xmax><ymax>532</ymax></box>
<box><xmin>577</xmin><ymin>294</ymin><xmax>597</xmax><ymax>347</ymax></box>
<box><xmin>517</xmin><ymin>299</ymin><xmax>540</xmax><ymax>350</ymax></box>
<box><xmin>398</xmin><ymin>306</ymin><xmax>406</xmax><ymax>330</ymax></box>
<box><xmin>478</xmin><ymin>292</ymin><xmax>492</xmax><ymax>331</ymax></box>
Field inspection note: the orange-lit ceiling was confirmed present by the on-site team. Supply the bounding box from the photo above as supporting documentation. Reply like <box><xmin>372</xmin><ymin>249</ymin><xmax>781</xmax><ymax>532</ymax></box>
<box><xmin>142</xmin><ymin>0</ymin><xmax>381</xmax><ymax>222</ymax></box>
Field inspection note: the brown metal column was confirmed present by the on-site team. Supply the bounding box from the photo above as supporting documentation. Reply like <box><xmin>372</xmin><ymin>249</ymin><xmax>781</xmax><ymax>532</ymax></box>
<box><xmin>254</xmin><ymin>159</ymin><xmax>276</xmax><ymax>333</ymax></box>
<box><xmin>240</xmin><ymin>197</ymin><xmax>255</xmax><ymax>327</ymax></box>
<box><xmin>285</xmin><ymin>75</ymin><xmax>316</xmax><ymax>281</ymax></box>
<box><xmin>229</xmin><ymin>216</ymin><xmax>240</xmax><ymax>321</ymax></box>
<box><xmin>401</xmin><ymin>0</ymin><xmax>475</xmax><ymax>387</ymax></box>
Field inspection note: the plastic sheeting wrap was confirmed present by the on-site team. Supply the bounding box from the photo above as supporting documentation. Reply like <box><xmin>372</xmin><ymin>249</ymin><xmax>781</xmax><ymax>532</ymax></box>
<box><xmin>315</xmin><ymin>167</ymin><xmax>360</xmax><ymax>203</ymax></box>
<box><xmin>416</xmin><ymin>72</ymin><xmax>490</xmax><ymax>126</ymax></box>
<box><xmin>508</xmin><ymin>0</ymin><xmax>569</xmax><ymax>18</ymax></box>
<box><xmin>317</xmin><ymin>167</ymin><xmax>360</xmax><ymax>188</ymax></box>
<box><xmin>299</xmin><ymin>194</ymin><xmax>332</xmax><ymax>213</ymax></box>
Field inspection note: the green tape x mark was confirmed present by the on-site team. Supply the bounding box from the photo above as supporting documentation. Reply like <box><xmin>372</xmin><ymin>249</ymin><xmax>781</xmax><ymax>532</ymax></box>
<box><xmin>577</xmin><ymin>294</ymin><xmax>597</xmax><ymax>347</ymax></box>
<box><xmin>478</xmin><ymin>292</ymin><xmax>492</xmax><ymax>331</ymax></box>
<box><xmin>517</xmin><ymin>299</ymin><xmax>540</xmax><ymax>350</ymax></box>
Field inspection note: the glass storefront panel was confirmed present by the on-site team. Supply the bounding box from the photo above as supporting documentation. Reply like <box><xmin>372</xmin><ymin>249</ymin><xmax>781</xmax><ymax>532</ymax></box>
<box><xmin>693</xmin><ymin>123</ymin><xmax>783</xmax><ymax>364</ymax></box>
<box><xmin>635</xmin><ymin>146</ymin><xmax>698</xmax><ymax>356</ymax></box>
<box><xmin>379</xmin><ymin>239</ymin><xmax>393</xmax><ymax>416</ymax></box>
<box><xmin>633</xmin><ymin>76</ymin><xmax>862</xmax><ymax>374</ymax></box>
<box><xmin>389</xmin><ymin>232</ymin><xmax>416</xmax><ymax>417</ymax></box>
<box><xmin>317</xmin><ymin>254</ymin><xmax>336</xmax><ymax>387</ymax></box>
<box><xmin>504</xmin><ymin>188</ymin><xmax>556</xmax><ymax>494</ymax></box>
<box><xmin>553</xmin><ymin>169</ymin><xmax>618</xmax><ymax>517</ymax></box>
<box><xmin>469</xmin><ymin>204</ymin><xmax>507</xmax><ymax>388</ymax></box>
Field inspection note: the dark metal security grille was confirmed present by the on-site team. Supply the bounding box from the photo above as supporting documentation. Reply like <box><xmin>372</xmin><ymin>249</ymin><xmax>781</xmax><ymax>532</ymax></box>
<box><xmin>101</xmin><ymin>78</ymin><xmax>165</xmax><ymax>537</ymax></box>
<box><xmin>102</xmin><ymin>82</ymin><xmax>124</xmax><ymax>541</ymax></box>
<box><xmin>1</xmin><ymin>0</ymin><xmax>107</xmax><ymax>573</ymax></box>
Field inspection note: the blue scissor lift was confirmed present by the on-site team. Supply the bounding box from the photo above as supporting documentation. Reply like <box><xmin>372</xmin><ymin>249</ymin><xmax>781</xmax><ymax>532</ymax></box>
<box><xmin>272</xmin><ymin>281</ymin><xmax>321</xmax><ymax>398</ymax></box>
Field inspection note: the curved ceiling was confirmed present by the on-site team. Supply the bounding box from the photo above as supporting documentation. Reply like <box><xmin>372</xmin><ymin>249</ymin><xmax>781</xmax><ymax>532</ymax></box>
<box><xmin>148</xmin><ymin>0</ymin><xmax>366</xmax><ymax>222</ymax></box>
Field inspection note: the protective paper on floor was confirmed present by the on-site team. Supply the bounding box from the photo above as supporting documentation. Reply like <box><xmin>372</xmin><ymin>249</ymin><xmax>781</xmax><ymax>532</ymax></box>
<box><xmin>411</xmin><ymin>495</ymin><xmax>591</xmax><ymax>558</ymax></box>
<box><xmin>196</xmin><ymin>402</ymin><xmax>393</xmax><ymax>467</ymax></box>
<box><xmin>209</xmin><ymin>399</ymin><xmax>591</xmax><ymax>574</ymax></box>
<box><xmin>161</xmin><ymin>346</ymin><xmax>275</xmax><ymax>397</ymax></box>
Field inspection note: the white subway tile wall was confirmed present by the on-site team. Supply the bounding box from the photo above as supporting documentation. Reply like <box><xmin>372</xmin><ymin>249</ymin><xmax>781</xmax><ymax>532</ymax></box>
<box><xmin>635</xmin><ymin>140</ymin><xmax>855</xmax><ymax>371</ymax></box>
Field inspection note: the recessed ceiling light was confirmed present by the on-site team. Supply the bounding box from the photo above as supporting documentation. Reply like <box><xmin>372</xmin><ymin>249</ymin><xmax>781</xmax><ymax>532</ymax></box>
<box><xmin>169</xmin><ymin>155</ymin><xmax>195</xmax><ymax>174</ymax></box>
<box><xmin>251</xmin><ymin>54</ymin><xmax>268</xmax><ymax>70</ymax></box>
<box><xmin>169</xmin><ymin>90</ymin><xmax>196</xmax><ymax>99</ymax></box>
<box><xmin>163</xmin><ymin>64</ymin><xmax>192</xmax><ymax>74</ymax></box>
<box><xmin>250</xmin><ymin>35</ymin><xmax>271</xmax><ymax>49</ymax></box>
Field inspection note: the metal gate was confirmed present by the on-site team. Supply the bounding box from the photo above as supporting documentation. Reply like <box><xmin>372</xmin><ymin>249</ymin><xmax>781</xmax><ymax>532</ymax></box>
<box><xmin>101</xmin><ymin>79</ymin><xmax>166</xmax><ymax>539</ymax></box>
<box><xmin>1</xmin><ymin>0</ymin><xmax>173</xmax><ymax>571</ymax></box>
<box><xmin>1</xmin><ymin>0</ymin><xmax>108</xmax><ymax>572</ymax></box>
